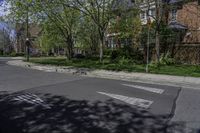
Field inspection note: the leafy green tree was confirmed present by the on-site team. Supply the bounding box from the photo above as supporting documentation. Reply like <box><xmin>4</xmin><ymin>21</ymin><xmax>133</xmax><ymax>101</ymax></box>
<box><xmin>70</xmin><ymin>0</ymin><xmax>114</xmax><ymax>62</ymax></box>
<box><xmin>37</xmin><ymin>20</ymin><xmax>65</xmax><ymax>55</ymax></box>
<box><xmin>76</xmin><ymin>16</ymin><xmax>99</xmax><ymax>56</ymax></box>
<box><xmin>111</xmin><ymin>8</ymin><xmax>142</xmax><ymax>47</ymax></box>
<box><xmin>6</xmin><ymin>0</ymin><xmax>80</xmax><ymax>59</ymax></box>
<box><xmin>33</xmin><ymin>0</ymin><xmax>80</xmax><ymax>59</ymax></box>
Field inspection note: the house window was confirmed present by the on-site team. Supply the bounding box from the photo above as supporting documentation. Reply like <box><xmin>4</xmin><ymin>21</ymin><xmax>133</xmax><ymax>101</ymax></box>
<box><xmin>171</xmin><ymin>9</ymin><xmax>177</xmax><ymax>21</ymax></box>
<box><xmin>150</xmin><ymin>9</ymin><xmax>156</xmax><ymax>17</ymax></box>
<box><xmin>140</xmin><ymin>11</ymin><xmax>146</xmax><ymax>19</ymax></box>
<box><xmin>131</xmin><ymin>0</ymin><xmax>135</xmax><ymax>3</ymax></box>
<box><xmin>141</xmin><ymin>0</ymin><xmax>146</xmax><ymax>3</ymax></box>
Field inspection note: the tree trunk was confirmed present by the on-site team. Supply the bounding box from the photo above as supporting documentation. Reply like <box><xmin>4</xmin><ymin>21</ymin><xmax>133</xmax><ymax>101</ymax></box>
<box><xmin>155</xmin><ymin>31</ymin><xmax>160</xmax><ymax>62</ymax></box>
<box><xmin>99</xmin><ymin>36</ymin><xmax>104</xmax><ymax>63</ymax></box>
<box><xmin>171</xmin><ymin>43</ymin><xmax>176</xmax><ymax>58</ymax></box>
<box><xmin>100</xmin><ymin>42</ymin><xmax>103</xmax><ymax>62</ymax></box>
<box><xmin>66</xmin><ymin>36</ymin><xmax>74</xmax><ymax>60</ymax></box>
<box><xmin>57</xmin><ymin>46</ymin><xmax>60</xmax><ymax>56</ymax></box>
<box><xmin>99</xmin><ymin>29</ymin><xmax>105</xmax><ymax>63</ymax></box>
<box><xmin>51</xmin><ymin>48</ymin><xmax>55</xmax><ymax>56</ymax></box>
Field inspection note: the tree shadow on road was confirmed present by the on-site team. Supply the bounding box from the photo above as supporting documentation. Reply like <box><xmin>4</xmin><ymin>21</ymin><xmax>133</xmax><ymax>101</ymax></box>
<box><xmin>0</xmin><ymin>91</ymin><xmax>186</xmax><ymax>133</ymax></box>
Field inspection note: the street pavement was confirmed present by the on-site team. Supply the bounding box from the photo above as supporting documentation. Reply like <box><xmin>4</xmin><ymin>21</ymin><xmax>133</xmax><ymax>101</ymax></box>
<box><xmin>7</xmin><ymin>59</ymin><xmax>200</xmax><ymax>89</ymax></box>
<box><xmin>0</xmin><ymin>59</ymin><xmax>199</xmax><ymax>133</ymax></box>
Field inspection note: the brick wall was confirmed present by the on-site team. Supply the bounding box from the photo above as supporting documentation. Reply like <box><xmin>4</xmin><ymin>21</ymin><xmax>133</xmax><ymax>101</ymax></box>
<box><xmin>168</xmin><ymin>1</ymin><xmax>200</xmax><ymax>64</ymax></box>
<box><xmin>176</xmin><ymin>1</ymin><xmax>200</xmax><ymax>43</ymax></box>
<box><xmin>174</xmin><ymin>44</ymin><xmax>200</xmax><ymax>64</ymax></box>
<box><xmin>15</xmin><ymin>23</ymin><xmax>41</xmax><ymax>53</ymax></box>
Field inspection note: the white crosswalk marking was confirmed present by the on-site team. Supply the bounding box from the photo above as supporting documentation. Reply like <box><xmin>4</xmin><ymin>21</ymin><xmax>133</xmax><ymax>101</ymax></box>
<box><xmin>97</xmin><ymin>91</ymin><xmax>153</xmax><ymax>109</ymax></box>
<box><xmin>122</xmin><ymin>84</ymin><xmax>164</xmax><ymax>94</ymax></box>
<box><xmin>12</xmin><ymin>93</ymin><xmax>51</xmax><ymax>109</ymax></box>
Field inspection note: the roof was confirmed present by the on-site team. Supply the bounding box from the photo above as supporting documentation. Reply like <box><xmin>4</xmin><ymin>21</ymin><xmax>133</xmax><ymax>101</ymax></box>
<box><xmin>168</xmin><ymin>0</ymin><xmax>183</xmax><ymax>4</ymax></box>
<box><xmin>112</xmin><ymin>0</ymin><xmax>135</xmax><ymax>10</ymax></box>
<box><xmin>112</xmin><ymin>0</ymin><xmax>183</xmax><ymax>11</ymax></box>
<box><xmin>168</xmin><ymin>21</ymin><xmax>188</xmax><ymax>30</ymax></box>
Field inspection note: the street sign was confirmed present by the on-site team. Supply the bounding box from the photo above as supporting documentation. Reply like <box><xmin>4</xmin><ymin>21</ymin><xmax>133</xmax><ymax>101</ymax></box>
<box><xmin>25</xmin><ymin>39</ymin><xmax>31</xmax><ymax>46</ymax></box>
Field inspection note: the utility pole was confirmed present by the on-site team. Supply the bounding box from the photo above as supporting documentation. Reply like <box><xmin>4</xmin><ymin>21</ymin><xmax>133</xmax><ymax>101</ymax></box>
<box><xmin>146</xmin><ymin>20</ymin><xmax>151</xmax><ymax>73</ymax></box>
<box><xmin>155</xmin><ymin>0</ymin><xmax>161</xmax><ymax>63</ymax></box>
<box><xmin>26</xmin><ymin>5</ymin><xmax>30</xmax><ymax>62</ymax></box>
<box><xmin>146</xmin><ymin>1</ymin><xmax>151</xmax><ymax>73</ymax></box>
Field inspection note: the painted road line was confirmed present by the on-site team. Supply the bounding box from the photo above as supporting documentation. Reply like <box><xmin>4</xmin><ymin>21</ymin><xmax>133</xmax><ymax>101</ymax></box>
<box><xmin>97</xmin><ymin>91</ymin><xmax>153</xmax><ymax>109</ymax></box>
<box><xmin>122</xmin><ymin>84</ymin><xmax>164</xmax><ymax>94</ymax></box>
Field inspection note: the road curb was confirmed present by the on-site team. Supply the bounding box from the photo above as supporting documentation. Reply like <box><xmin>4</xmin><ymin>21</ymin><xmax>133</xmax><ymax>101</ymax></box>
<box><xmin>6</xmin><ymin>60</ymin><xmax>200</xmax><ymax>89</ymax></box>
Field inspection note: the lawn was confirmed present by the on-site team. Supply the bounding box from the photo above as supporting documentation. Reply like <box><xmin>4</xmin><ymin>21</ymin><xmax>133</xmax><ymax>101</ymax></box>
<box><xmin>29</xmin><ymin>57</ymin><xmax>200</xmax><ymax>77</ymax></box>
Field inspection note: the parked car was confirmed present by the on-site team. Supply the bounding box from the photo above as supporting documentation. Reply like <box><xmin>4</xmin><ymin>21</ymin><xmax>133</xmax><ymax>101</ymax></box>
<box><xmin>73</xmin><ymin>53</ymin><xmax>85</xmax><ymax>59</ymax></box>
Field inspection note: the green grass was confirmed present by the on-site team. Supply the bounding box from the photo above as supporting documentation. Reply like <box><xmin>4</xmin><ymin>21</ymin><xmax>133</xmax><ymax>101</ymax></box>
<box><xmin>149</xmin><ymin>65</ymin><xmax>200</xmax><ymax>77</ymax></box>
<box><xmin>28</xmin><ymin>57</ymin><xmax>200</xmax><ymax>77</ymax></box>
<box><xmin>0</xmin><ymin>55</ymin><xmax>12</xmax><ymax>57</ymax></box>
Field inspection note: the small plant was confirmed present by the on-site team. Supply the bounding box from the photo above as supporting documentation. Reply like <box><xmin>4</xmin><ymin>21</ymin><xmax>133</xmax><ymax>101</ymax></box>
<box><xmin>194</xmin><ymin>65</ymin><xmax>200</xmax><ymax>73</ymax></box>
<box><xmin>119</xmin><ymin>56</ymin><xmax>130</xmax><ymax>66</ymax></box>
<box><xmin>10</xmin><ymin>52</ymin><xmax>16</xmax><ymax>57</ymax></box>
<box><xmin>104</xmin><ymin>49</ymin><xmax>112</xmax><ymax>56</ymax></box>
<box><xmin>110</xmin><ymin>50</ymin><xmax>121</xmax><ymax>62</ymax></box>
<box><xmin>149</xmin><ymin>61</ymin><xmax>161</xmax><ymax>70</ymax></box>
<box><xmin>159</xmin><ymin>53</ymin><xmax>175</xmax><ymax>65</ymax></box>
<box><xmin>0</xmin><ymin>50</ymin><xmax>3</xmax><ymax>56</ymax></box>
<box><xmin>15</xmin><ymin>53</ymin><xmax>25</xmax><ymax>57</ymax></box>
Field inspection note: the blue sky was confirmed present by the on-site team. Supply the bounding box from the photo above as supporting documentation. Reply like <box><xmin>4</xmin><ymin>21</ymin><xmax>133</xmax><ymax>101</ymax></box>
<box><xmin>0</xmin><ymin>0</ymin><xmax>16</xmax><ymax>39</ymax></box>
<box><xmin>0</xmin><ymin>21</ymin><xmax>16</xmax><ymax>40</ymax></box>
<box><xmin>0</xmin><ymin>0</ymin><xmax>7</xmax><ymax>16</ymax></box>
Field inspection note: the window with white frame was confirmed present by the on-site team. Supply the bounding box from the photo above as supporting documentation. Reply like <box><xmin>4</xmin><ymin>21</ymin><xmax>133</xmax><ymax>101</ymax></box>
<box><xmin>171</xmin><ymin>9</ymin><xmax>177</xmax><ymax>21</ymax></box>
<box><xmin>150</xmin><ymin>9</ymin><xmax>156</xmax><ymax>17</ymax></box>
<box><xmin>140</xmin><ymin>11</ymin><xmax>146</xmax><ymax>19</ymax></box>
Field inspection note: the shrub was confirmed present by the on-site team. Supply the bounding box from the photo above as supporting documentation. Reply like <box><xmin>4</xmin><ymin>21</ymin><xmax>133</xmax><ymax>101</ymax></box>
<box><xmin>118</xmin><ymin>56</ymin><xmax>130</xmax><ymax>65</ymax></box>
<box><xmin>104</xmin><ymin>49</ymin><xmax>112</xmax><ymax>56</ymax></box>
<box><xmin>194</xmin><ymin>65</ymin><xmax>200</xmax><ymax>73</ymax></box>
<box><xmin>73</xmin><ymin>54</ymin><xmax>85</xmax><ymax>59</ymax></box>
<box><xmin>110</xmin><ymin>50</ymin><xmax>121</xmax><ymax>62</ymax></box>
<box><xmin>121</xmin><ymin>45</ymin><xmax>144</xmax><ymax>62</ymax></box>
<box><xmin>149</xmin><ymin>61</ymin><xmax>161</xmax><ymax>69</ymax></box>
<box><xmin>159</xmin><ymin>53</ymin><xmax>175</xmax><ymax>65</ymax></box>
<box><xmin>10</xmin><ymin>52</ymin><xmax>25</xmax><ymax>57</ymax></box>
<box><xmin>15</xmin><ymin>53</ymin><xmax>25</xmax><ymax>57</ymax></box>
<box><xmin>10</xmin><ymin>52</ymin><xmax>16</xmax><ymax>57</ymax></box>
<box><xmin>0</xmin><ymin>50</ymin><xmax>3</xmax><ymax>55</ymax></box>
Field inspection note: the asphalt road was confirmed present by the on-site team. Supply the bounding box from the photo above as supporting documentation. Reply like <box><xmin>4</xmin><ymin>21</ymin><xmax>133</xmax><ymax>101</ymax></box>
<box><xmin>0</xmin><ymin>59</ymin><xmax>197</xmax><ymax>133</ymax></box>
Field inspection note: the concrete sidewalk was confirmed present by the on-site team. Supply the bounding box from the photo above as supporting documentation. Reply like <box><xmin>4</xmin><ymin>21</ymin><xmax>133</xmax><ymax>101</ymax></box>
<box><xmin>0</xmin><ymin>57</ymin><xmax>24</xmax><ymax>60</ymax></box>
<box><xmin>7</xmin><ymin>60</ymin><xmax>200</xmax><ymax>89</ymax></box>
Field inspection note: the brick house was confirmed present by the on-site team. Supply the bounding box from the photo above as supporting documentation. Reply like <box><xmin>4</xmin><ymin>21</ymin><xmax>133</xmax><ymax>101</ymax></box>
<box><xmin>169</xmin><ymin>0</ymin><xmax>200</xmax><ymax>43</ymax></box>
<box><xmin>139</xmin><ymin>0</ymin><xmax>200</xmax><ymax>44</ymax></box>
<box><xmin>107</xmin><ymin>0</ymin><xmax>200</xmax><ymax>64</ymax></box>
<box><xmin>15</xmin><ymin>23</ymin><xmax>41</xmax><ymax>53</ymax></box>
<box><xmin>168</xmin><ymin>0</ymin><xmax>200</xmax><ymax>64</ymax></box>
<box><xmin>106</xmin><ymin>0</ymin><xmax>183</xmax><ymax>48</ymax></box>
